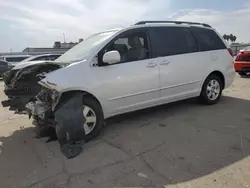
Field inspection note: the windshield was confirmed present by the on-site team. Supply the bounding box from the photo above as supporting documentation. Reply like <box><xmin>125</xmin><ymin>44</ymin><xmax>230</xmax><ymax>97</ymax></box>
<box><xmin>56</xmin><ymin>30</ymin><xmax>118</xmax><ymax>62</ymax></box>
<box><xmin>21</xmin><ymin>56</ymin><xmax>37</xmax><ymax>62</ymax></box>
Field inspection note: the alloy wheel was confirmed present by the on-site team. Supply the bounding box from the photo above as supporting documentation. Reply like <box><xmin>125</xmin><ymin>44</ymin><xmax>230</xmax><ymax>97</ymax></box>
<box><xmin>83</xmin><ymin>105</ymin><xmax>97</xmax><ymax>135</ymax></box>
<box><xmin>206</xmin><ymin>79</ymin><xmax>220</xmax><ymax>101</ymax></box>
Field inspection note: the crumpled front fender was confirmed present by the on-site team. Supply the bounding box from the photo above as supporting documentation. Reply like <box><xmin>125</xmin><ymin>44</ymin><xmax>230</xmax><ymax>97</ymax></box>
<box><xmin>54</xmin><ymin>93</ymin><xmax>86</xmax><ymax>158</ymax></box>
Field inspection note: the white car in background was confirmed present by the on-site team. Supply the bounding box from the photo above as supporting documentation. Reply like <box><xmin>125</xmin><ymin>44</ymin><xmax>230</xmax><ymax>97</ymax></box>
<box><xmin>0</xmin><ymin>55</ymin><xmax>30</xmax><ymax>63</ymax></box>
<box><xmin>1</xmin><ymin>21</ymin><xmax>235</xmax><ymax>157</ymax></box>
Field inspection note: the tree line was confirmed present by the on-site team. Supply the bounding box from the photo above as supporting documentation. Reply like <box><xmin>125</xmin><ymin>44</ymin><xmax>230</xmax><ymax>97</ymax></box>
<box><xmin>223</xmin><ymin>34</ymin><xmax>237</xmax><ymax>43</ymax></box>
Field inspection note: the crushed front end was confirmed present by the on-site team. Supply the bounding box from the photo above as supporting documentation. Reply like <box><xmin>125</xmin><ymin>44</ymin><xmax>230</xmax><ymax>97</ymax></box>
<box><xmin>1</xmin><ymin>63</ymin><xmax>86</xmax><ymax>158</ymax></box>
<box><xmin>1</xmin><ymin>64</ymin><xmax>60</xmax><ymax>113</ymax></box>
<box><xmin>26</xmin><ymin>88</ymin><xmax>86</xmax><ymax>158</ymax></box>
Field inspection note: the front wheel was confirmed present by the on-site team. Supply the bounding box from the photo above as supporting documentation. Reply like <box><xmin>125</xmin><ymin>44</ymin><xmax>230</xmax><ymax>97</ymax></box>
<box><xmin>82</xmin><ymin>96</ymin><xmax>104</xmax><ymax>142</ymax></box>
<box><xmin>199</xmin><ymin>74</ymin><xmax>223</xmax><ymax>105</ymax></box>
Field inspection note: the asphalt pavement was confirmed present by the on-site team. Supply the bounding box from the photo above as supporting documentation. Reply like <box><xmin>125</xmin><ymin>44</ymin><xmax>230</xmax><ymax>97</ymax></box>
<box><xmin>0</xmin><ymin>75</ymin><xmax>249</xmax><ymax>188</ymax></box>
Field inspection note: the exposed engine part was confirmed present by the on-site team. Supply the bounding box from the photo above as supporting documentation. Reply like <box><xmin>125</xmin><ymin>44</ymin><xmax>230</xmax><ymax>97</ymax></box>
<box><xmin>26</xmin><ymin>88</ymin><xmax>53</xmax><ymax>119</ymax></box>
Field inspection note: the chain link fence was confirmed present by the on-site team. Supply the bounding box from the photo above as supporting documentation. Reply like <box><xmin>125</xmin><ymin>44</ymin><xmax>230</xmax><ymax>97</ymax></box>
<box><xmin>231</xmin><ymin>43</ymin><xmax>250</xmax><ymax>56</ymax></box>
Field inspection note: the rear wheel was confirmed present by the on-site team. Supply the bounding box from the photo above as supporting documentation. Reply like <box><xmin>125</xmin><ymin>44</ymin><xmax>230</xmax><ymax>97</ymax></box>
<box><xmin>199</xmin><ymin>74</ymin><xmax>223</xmax><ymax>105</ymax></box>
<box><xmin>238</xmin><ymin>72</ymin><xmax>247</xmax><ymax>76</ymax></box>
<box><xmin>82</xmin><ymin>96</ymin><xmax>104</xmax><ymax>142</ymax></box>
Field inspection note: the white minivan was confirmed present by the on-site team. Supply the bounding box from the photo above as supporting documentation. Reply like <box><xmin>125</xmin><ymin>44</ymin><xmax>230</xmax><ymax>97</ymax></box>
<box><xmin>2</xmin><ymin>21</ymin><xmax>235</xmax><ymax>143</ymax></box>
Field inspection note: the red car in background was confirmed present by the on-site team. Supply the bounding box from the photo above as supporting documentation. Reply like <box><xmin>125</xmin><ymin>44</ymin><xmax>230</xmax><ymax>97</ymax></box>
<box><xmin>234</xmin><ymin>49</ymin><xmax>250</xmax><ymax>76</ymax></box>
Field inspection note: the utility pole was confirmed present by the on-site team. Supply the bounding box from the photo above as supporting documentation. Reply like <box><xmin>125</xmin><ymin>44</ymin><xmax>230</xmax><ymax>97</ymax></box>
<box><xmin>63</xmin><ymin>33</ymin><xmax>66</xmax><ymax>43</ymax></box>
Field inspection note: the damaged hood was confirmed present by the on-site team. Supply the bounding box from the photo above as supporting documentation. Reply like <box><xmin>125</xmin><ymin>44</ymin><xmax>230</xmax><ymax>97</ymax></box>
<box><xmin>13</xmin><ymin>60</ymin><xmax>71</xmax><ymax>70</ymax></box>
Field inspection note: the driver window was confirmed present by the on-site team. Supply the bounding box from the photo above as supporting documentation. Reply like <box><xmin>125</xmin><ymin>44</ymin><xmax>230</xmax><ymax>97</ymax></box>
<box><xmin>98</xmin><ymin>30</ymin><xmax>149</xmax><ymax>66</ymax></box>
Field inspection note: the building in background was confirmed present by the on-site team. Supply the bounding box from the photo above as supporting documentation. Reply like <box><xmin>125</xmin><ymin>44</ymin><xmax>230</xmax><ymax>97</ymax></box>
<box><xmin>231</xmin><ymin>43</ymin><xmax>250</xmax><ymax>56</ymax></box>
<box><xmin>0</xmin><ymin>38</ymin><xmax>83</xmax><ymax>57</ymax></box>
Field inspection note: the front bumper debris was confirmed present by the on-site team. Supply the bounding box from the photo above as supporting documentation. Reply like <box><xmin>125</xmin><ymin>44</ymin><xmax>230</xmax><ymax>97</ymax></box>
<box><xmin>1</xmin><ymin>100</ymin><xmax>11</xmax><ymax>107</ymax></box>
<box><xmin>26</xmin><ymin>89</ymin><xmax>86</xmax><ymax>159</ymax></box>
<box><xmin>1</xmin><ymin>64</ymin><xmax>86</xmax><ymax>159</ymax></box>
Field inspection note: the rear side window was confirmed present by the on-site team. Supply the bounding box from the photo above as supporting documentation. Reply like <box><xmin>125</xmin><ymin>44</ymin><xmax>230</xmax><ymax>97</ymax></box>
<box><xmin>191</xmin><ymin>27</ymin><xmax>226</xmax><ymax>51</ymax></box>
<box><xmin>150</xmin><ymin>27</ymin><xmax>198</xmax><ymax>57</ymax></box>
<box><xmin>6</xmin><ymin>57</ymin><xmax>28</xmax><ymax>62</ymax></box>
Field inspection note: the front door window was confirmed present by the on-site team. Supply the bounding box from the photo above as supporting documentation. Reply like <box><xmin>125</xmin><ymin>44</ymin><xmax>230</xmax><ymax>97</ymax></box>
<box><xmin>98</xmin><ymin>31</ymin><xmax>150</xmax><ymax>66</ymax></box>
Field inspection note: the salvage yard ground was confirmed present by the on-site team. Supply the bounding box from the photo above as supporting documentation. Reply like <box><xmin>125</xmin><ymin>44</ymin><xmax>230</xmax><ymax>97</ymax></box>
<box><xmin>0</xmin><ymin>75</ymin><xmax>250</xmax><ymax>188</ymax></box>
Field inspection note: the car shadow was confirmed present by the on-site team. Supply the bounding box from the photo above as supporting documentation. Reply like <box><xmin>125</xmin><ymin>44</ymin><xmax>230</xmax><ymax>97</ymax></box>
<box><xmin>240</xmin><ymin>74</ymin><xmax>250</xmax><ymax>78</ymax></box>
<box><xmin>0</xmin><ymin>96</ymin><xmax>250</xmax><ymax>186</ymax></box>
<box><xmin>101</xmin><ymin>96</ymin><xmax>250</xmax><ymax>184</ymax></box>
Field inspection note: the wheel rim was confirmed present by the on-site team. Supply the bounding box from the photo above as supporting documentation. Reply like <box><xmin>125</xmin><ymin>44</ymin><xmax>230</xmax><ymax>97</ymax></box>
<box><xmin>206</xmin><ymin>79</ymin><xmax>220</xmax><ymax>101</ymax></box>
<box><xmin>83</xmin><ymin>105</ymin><xmax>97</xmax><ymax>135</ymax></box>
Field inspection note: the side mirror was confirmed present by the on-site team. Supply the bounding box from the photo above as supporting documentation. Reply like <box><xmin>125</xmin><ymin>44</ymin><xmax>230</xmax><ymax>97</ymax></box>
<box><xmin>103</xmin><ymin>50</ymin><xmax>121</xmax><ymax>64</ymax></box>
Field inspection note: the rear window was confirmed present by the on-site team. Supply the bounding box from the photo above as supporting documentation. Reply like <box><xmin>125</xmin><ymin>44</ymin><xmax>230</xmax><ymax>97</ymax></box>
<box><xmin>32</xmin><ymin>55</ymin><xmax>61</xmax><ymax>61</ymax></box>
<box><xmin>49</xmin><ymin>55</ymin><xmax>61</xmax><ymax>61</ymax></box>
<box><xmin>191</xmin><ymin>27</ymin><xmax>226</xmax><ymax>51</ymax></box>
<box><xmin>236</xmin><ymin>53</ymin><xmax>250</xmax><ymax>62</ymax></box>
<box><xmin>150</xmin><ymin>27</ymin><xmax>198</xmax><ymax>57</ymax></box>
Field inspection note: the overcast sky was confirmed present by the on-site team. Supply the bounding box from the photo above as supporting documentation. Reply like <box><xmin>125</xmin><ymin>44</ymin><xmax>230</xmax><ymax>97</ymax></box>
<box><xmin>0</xmin><ymin>0</ymin><xmax>249</xmax><ymax>52</ymax></box>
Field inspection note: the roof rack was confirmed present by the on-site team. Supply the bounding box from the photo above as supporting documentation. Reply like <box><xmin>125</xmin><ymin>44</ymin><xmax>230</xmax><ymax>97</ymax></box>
<box><xmin>134</xmin><ymin>21</ymin><xmax>212</xmax><ymax>28</ymax></box>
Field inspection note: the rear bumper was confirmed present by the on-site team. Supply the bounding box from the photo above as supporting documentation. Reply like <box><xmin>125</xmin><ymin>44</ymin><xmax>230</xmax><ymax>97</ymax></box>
<box><xmin>234</xmin><ymin>61</ymin><xmax>250</xmax><ymax>72</ymax></box>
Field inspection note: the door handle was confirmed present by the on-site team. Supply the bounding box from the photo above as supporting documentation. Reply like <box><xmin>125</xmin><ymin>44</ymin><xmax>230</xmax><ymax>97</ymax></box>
<box><xmin>146</xmin><ymin>62</ymin><xmax>157</xmax><ymax>68</ymax></box>
<box><xmin>160</xmin><ymin>60</ymin><xmax>171</xmax><ymax>66</ymax></box>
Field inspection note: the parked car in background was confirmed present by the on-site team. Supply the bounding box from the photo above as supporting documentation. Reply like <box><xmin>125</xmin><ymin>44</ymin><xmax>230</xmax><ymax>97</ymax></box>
<box><xmin>234</xmin><ymin>49</ymin><xmax>250</xmax><ymax>76</ymax></box>
<box><xmin>20</xmin><ymin>54</ymin><xmax>61</xmax><ymax>62</ymax></box>
<box><xmin>0</xmin><ymin>55</ymin><xmax>30</xmax><ymax>63</ymax></box>
<box><xmin>0</xmin><ymin>60</ymin><xmax>14</xmax><ymax>77</ymax></box>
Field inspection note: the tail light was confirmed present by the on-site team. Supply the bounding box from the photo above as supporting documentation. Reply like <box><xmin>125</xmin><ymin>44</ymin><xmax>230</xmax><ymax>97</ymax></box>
<box><xmin>227</xmin><ymin>48</ymin><xmax>233</xmax><ymax>57</ymax></box>
<box><xmin>235</xmin><ymin>55</ymin><xmax>241</xmax><ymax>61</ymax></box>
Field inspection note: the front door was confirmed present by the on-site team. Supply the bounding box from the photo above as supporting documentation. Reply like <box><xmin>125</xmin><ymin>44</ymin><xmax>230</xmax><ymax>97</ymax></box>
<box><xmin>94</xmin><ymin>29</ymin><xmax>160</xmax><ymax>116</ymax></box>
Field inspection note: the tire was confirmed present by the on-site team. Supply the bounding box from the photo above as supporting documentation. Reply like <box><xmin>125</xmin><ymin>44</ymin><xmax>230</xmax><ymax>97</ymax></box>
<box><xmin>238</xmin><ymin>72</ymin><xmax>247</xmax><ymax>76</ymax></box>
<box><xmin>199</xmin><ymin>74</ymin><xmax>223</xmax><ymax>105</ymax></box>
<box><xmin>82</xmin><ymin>96</ymin><xmax>104</xmax><ymax>142</ymax></box>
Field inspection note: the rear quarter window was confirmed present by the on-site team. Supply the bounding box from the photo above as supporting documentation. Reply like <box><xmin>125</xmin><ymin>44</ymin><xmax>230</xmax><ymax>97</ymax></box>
<box><xmin>150</xmin><ymin>26</ymin><xmax>198</xmax><ymax>57</ymax></box>
<box><xmin>190</xmin><ymin>27</ymin><xmax>226</xmax><ymax>51</ymax></box>
<box><xmin>6</xmin><ymin>57</ymin><xmax>29</xmax><ymax>62</ymax></box>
